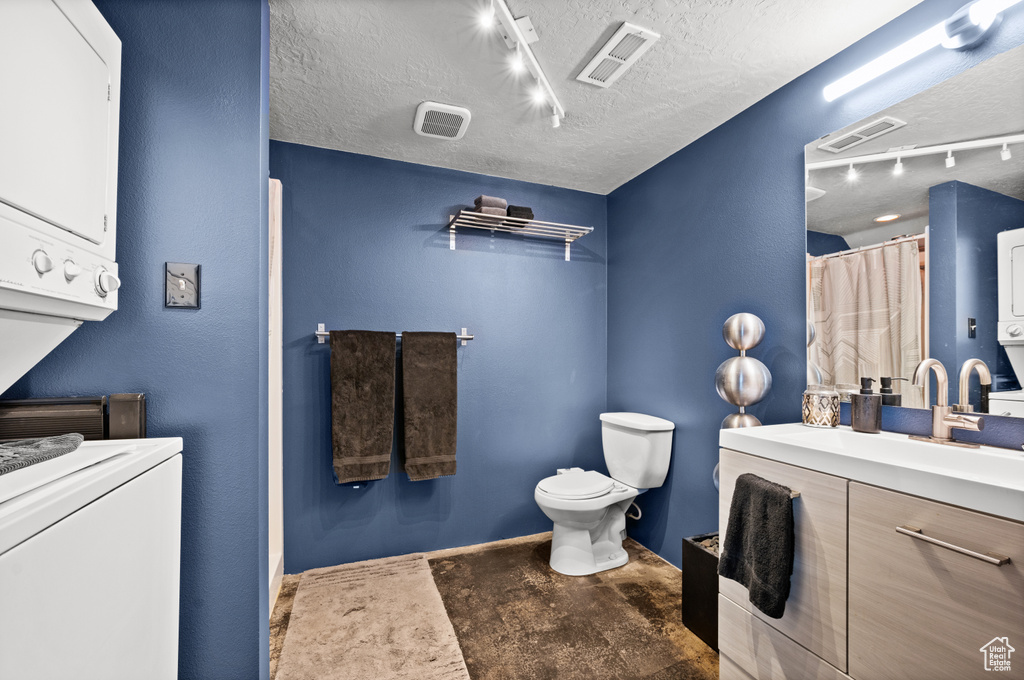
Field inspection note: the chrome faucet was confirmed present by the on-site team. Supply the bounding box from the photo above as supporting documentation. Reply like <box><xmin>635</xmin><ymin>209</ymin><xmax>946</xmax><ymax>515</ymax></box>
<box><xmin>910</xmin><ymin>358</ymin><xmax>984</xmax><ymax>448</ymax></box>
<box><xmin>953</xmin><ymin>358</ymin><xmax>992</xmax><ymax>413</ymax></box>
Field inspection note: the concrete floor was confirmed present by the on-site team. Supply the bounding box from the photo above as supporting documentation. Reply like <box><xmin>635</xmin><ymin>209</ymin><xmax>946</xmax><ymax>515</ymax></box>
<box><xmin>270</xmin><ymin>533</ymin><xmax>718</xmax><ymax>680</ymax></box>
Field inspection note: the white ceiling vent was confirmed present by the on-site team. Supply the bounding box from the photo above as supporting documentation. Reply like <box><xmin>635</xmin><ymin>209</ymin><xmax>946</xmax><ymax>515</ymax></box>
<box><xmin>576</xmin><ymin>22</ymin><xmax>661</xmax><ymax>88</ymax></box>
<box><xmin>413</xmin><ymin>102</ymin><xmax>471</xmax><ymax>140</ymax></box>
<box><xmin>817</xmin><ymin>116</ymin><xmax>907</xmax><ymax>154</ymax></box>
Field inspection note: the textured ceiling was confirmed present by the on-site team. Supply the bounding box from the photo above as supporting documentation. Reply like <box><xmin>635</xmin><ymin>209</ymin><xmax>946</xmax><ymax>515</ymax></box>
<box><xmin>269</xmin><ymin>0</ymin><xmax>920</xmax><ymax>194</ymax></box>
<box><xmin>806</xmin><ymin>43</ymin><xmax>1024</xmax><ymax>247</ymax></box>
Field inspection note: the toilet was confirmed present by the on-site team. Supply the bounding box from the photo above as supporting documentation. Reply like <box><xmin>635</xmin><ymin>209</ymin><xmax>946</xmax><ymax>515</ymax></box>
<box><xmin>534</xmin><ymin>412</ymin><xmax>675</xmax><ymax>576</ymax></box>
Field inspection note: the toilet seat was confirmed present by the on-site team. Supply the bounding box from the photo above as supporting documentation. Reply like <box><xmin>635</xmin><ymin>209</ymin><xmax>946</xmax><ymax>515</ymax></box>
<box><xmin>537</xmin><ymin>470</ymin><xmax>613</xmax><ymax>500</ymax></box>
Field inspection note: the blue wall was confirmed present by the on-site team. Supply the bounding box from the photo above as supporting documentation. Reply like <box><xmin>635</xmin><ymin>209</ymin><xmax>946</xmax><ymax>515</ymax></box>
<box><xmin>3</xmin><ymin>1</ymin><xmax>270</xmax><ymax>678</ymax></box>
<box><xmin>807</xmin><ymin>230</ymin><xmax>850</xmax><ymax>257</ymax></box>
<box><xmin>606</xmin><ymin>0</ymin><xmax>1024</xmax><ymax>567</ymax></box>
<box><xmin>930</xmin><ymin>181</ymin><xmax>1024</xmax><ymax>403</ymax></box>
<box><xmin>270</xmin><ymin>141</ymin><xmax>608</xmax><ymax>573</ymax></box>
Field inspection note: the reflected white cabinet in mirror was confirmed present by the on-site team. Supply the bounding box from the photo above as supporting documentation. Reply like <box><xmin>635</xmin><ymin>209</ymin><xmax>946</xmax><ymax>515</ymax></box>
<box><xmin>804</xmin><ymin>43</ymin><xmax>1024</xmax><ymax>413</ymax></box>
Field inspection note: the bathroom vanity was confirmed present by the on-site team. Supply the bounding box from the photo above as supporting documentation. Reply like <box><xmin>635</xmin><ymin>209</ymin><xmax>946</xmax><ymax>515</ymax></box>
<box><xmin>717</xmin><ymin>424</ymin><xmax>1024</xmax><ymax>680</ymax></box>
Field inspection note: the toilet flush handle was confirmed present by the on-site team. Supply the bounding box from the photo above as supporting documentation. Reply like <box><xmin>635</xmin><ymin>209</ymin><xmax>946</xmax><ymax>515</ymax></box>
<box><xmin>626</xmin><ymin>502</ymin><xmax>642</xmax><ymax>521</ymax></box>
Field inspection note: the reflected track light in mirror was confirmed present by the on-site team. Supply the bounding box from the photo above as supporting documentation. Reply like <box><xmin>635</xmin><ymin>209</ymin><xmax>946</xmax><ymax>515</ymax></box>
<box><xmin>874</xmin><ymin>214</ymin><xmax>902</xmax><ymax>223</ymax></box>
<box><xmin>847</xmin><ymin>164</ymin><xmax>859</xmax><ymax>181</ymax></box>
<box><xmin>894</xmin><ymin>157</ymin><xmax>904</xmax><ymax>175</ymax></box>
<box><xmin>1002</xmin><ymin>143</ymin><xmax>1013</xmax><ymax>160</ymax></box>
<box><xmin>946</xmin><ymin>150</ymin><xmax>956</xmax><ymax>168</ymax></box>
<box><xmin>823</xmin><ymin>0</ymin><xmax>1024</xmax><ymax>101</ymax></box>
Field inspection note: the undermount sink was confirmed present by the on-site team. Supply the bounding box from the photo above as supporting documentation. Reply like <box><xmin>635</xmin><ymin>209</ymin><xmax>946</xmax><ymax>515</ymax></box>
<box><xmin>720</xmin><ymin>424</ymin><xmax>1024</xmax><ymax>521</ymax></box>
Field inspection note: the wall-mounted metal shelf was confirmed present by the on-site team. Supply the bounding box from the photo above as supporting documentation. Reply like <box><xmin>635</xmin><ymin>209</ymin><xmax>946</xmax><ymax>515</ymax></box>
<box><xmin>447</xmin><ymin>210</ymin><xmax>593</xmax><ymax>261</ymax></box>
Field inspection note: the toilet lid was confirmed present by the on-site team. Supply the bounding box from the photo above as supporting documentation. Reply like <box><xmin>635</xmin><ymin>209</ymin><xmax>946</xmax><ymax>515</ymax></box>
<box><xmin>537</xmin><ymin>471</ymin><xmax>614</xmax><ymax>499</ymax></box>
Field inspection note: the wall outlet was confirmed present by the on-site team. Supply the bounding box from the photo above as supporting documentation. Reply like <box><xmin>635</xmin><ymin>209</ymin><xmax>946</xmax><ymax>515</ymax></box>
<box><xmin>166</xmin><ymin>262</ymin><xmax>200</xmax><ymax>308</ymax></box>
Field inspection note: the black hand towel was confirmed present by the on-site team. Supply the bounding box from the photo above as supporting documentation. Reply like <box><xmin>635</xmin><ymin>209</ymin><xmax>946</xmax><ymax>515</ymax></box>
<box><xmin>400</xmin><ymin>332</ymin><xmax>457</xmax><ymax>481</ymax></box>
<box><xmin>718</xmin><ymin>473</ymin><xmax>795</xmax><ymax>619</ymax></box>
<box><xmin>507</xmin><ymin>205</ymin><xmax>534</xmax><ymax>220</ymax></box>
<box><xmin>330</xmin><ymin>330</ymin><xmax>396</xmax><ymax>483</ymax></box>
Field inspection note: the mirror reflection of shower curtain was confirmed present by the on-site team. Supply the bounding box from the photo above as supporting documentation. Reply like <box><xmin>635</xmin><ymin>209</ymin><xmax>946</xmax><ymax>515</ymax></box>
<box><xmin>808</xmin><ymin>241</ymin><xmax>924</xmax><ymax>408</ymax></box>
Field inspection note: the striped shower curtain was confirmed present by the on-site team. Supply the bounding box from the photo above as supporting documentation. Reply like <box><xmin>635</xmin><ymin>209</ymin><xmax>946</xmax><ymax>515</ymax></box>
<box><xmin>808</xmin><ymin>241</ymin><xmax>924</xmax><ymax>408</ymax></box>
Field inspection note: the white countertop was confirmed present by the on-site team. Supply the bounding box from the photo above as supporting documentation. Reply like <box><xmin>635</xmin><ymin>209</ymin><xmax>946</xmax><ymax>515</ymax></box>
<box><xmin>720</xmin><ymin>424</ymin><xmax>1024</xmax><ymax>522</ymax></box>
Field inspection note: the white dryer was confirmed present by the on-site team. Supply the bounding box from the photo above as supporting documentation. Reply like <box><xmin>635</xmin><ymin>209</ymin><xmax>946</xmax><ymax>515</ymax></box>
<box><xmin>0</xmin><ymin>438</ymin><xmax>182</xmax><ymax>680</ymax></box>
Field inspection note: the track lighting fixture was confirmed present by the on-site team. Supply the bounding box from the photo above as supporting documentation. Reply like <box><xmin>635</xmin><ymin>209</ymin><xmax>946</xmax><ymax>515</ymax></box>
<box><xmin>1002</xmin><ymin>143</ymin><xmax>1012</xmax><ymax>161</ymax></box>
<box><xmin>847</xmin><ymin>164</ymin><xmax>859</xmax><ymax>181</ymax></box>
<box><xmin>894</xmin><ymin>157</ymin><xmax>904</xmax><ymax>175</ymax></box>
<box><xmin>946</xmin><ymin>150</ymin><xmax>956</xmax><ymax>168</ymax></box>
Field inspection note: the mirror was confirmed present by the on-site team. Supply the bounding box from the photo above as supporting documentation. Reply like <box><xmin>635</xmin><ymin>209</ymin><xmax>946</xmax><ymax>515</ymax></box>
<box><xmin>805</xmin><ymin>43</ymin><xmax>1024</xmax><ymax>413</ymax></box>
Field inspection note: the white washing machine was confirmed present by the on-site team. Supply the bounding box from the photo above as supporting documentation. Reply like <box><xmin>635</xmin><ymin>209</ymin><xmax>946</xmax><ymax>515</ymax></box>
<box><xmin>0</xmin><ymin>437</ymin><xmax>182</xmax><ymax>680</ymax></box>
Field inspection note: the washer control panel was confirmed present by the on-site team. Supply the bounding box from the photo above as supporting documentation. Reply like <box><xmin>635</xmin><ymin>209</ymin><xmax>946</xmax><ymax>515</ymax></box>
<box><xmin>0</xmin><ymin>217</ymin><xmax>118</xmax><ymax>318</ymax></box>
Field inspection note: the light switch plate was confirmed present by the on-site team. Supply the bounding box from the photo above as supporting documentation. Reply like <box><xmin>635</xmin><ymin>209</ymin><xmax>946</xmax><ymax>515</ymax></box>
<box><xmin>165</xmin><ymin>262</ymin><xmax>200</xmax><ymax>308</ymax></box>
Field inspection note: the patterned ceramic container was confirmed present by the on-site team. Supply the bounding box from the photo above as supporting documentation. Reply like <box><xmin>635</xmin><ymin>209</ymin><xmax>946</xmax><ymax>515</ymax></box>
<box><xmin>803</xmin><ymin>385</ymin><xmax>840</xmax><ymax>428</ymax></box>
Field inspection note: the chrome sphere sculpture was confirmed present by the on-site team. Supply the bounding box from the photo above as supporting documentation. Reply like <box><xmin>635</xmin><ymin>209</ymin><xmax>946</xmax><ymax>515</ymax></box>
<box><xmin>716</xmin><ymin>313</ymin><xmax>772</xmax><ymax>428</ymax></box>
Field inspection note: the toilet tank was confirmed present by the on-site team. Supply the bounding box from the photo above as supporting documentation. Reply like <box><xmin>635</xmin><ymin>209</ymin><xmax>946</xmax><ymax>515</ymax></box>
<box><xmin>600</xmin><ymin>412</ymin><xmax>675</xmax><ymax>489</ymax></box>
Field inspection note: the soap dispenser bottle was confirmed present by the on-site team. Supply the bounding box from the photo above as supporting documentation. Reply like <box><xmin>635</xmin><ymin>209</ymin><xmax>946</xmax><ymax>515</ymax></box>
<box><xmin>851</xmin><ymin>377</ymin><xmax>882</xmax><ymax>434</ymax></box>
<box><xmin>879</xmin><ymin>377</ymin><xmax>907</xmax><ymax>407</ymax></box>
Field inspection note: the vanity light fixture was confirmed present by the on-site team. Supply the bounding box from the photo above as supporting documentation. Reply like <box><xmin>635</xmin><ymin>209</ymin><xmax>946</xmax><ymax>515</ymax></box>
<box><xmin>894</xmin><ymin>157</ymin><xmax>904</xmax><ymax>175</ymax></box>
<box><xmin>946</xmin><ymin>150</ymin><xmax>956</xmax><ymax>168</ymax></box>
<box><xmin>823</xmin><ymin>0</ymin><xmax>1024</xmax><ymax>101</ymax></box>
<box><xmin>481</xmin><ymin>0</ymin><xmax>566</xmax><ymax>128</ymax></box>
<box><xmin>874</xmin><ymin>214</ymin><xmax>902</xmax><ymax>223</ymax></box>
<box><xmin>1002</xmin><ymin>143</ymin><xmax>1013</xmax><ymax>160</ymax></box>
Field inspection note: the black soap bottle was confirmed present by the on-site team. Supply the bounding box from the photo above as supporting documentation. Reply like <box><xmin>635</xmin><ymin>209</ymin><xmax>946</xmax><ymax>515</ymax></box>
<box><xmin>879</xmin><ymin>377</ymin><xmax>903</xmax><ymax>407</ymax></box>
<box><xmin>851</xmin><ymin>377</ymin><xmax>882</xmax><ymax>434</ymax></box>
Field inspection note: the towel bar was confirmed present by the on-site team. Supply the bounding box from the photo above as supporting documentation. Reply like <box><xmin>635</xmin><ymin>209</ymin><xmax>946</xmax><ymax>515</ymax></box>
<box><xmin>315</xmin><ymin>323</ymin><xmax>474</xmax><ymax>346</ymax></box>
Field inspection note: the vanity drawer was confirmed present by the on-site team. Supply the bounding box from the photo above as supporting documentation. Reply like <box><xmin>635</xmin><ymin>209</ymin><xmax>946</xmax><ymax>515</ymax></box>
<box><xmin>719</xmin><ymin>449</ymin><xmax>848</xmax><ymax>670</ymax></box>
<box><xmin>849</xmin><ymin>482</ymin><xmax>1024</xmax><ymax>679</ymax></box>
<box><xmin>719</xmin><ymin>595</ymin><xmax>852</xmax><ymax>680</ymax></box>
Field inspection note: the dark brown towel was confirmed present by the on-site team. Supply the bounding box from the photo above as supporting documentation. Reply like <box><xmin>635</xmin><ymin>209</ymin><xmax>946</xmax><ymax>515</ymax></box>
<box><xmin>717</xmin><ymin>473</ymin><xmax>795</xmax><ymax>619</ymax></box>
<box><xmin>401</xmin><ymin>332</ymin><xmax>457</xmax><ymax>481</ymax></box>
<box><xmin>330</xmin><ymin>330</ymin><xmax>396</xmax><ymax>483</ymax></box>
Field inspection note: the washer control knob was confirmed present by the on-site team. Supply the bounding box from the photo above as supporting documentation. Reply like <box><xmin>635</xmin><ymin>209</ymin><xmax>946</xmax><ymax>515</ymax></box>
<box><xmin>1009</xmin><ymin>325</ymin><xmax>1023</xmax><ymax>338</ymax></box>
<box><xmin>32</xmin><ymin>250</ymin><xmax>53</xmax><ymax>274</ymax></box>
<box><xmin>63</xmin><ymin>260</ymin><xmax>83</xmax><ymax>281</ymax></box>
<box><xmin>94</xmin><ymin>268</ymin><xmax>121</xmax><ymax>297</ymax></box>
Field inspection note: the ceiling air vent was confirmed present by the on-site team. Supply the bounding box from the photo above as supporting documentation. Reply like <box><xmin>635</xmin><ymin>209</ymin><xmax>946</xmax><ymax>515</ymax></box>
<box><xmin>817</xmin><ymin>116</ymin><xmax>907</xmax><ymax>154</ymax></box>
<box><xmin>413</xmin><ymin>102</ymin><xmax>471</xmax><ymax>140</ymax></box>
<box><xmin>576</xmin><ymin>22</ymin><xmax>661</xmax><ymax>88</ymax></box>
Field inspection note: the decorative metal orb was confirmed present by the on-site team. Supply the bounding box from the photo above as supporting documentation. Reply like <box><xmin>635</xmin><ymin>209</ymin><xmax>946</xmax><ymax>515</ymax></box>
<box><xmin>721</xmin><ymin>412</ymin><xmax>763</xmax><ymax>429</ymax></box>
<box><xmin>722</xmin><ymin>313</ymin><xmax>766</xmax><ymax>351</ymax></box>
<box><xmin>715</xmin><ymin>356</ymin><xmax>772</xmax><ymax>406</ymax></box>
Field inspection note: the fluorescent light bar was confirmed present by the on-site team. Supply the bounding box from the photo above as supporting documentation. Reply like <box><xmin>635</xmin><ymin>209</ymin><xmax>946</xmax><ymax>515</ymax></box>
<box><xmin>824</xmin><ymin>22</ymin><xmax>945</xmax><ymax>102</ymax></box>
<box><xmin>823</xmin><ymin>0</ymin><xmax>1024</xmax><ymax>101</ymax></box>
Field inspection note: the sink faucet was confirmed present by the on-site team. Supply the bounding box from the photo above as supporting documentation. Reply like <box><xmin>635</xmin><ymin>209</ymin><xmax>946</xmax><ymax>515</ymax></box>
<box><xmin>910</xmin><ymin>358</ymin><xmax>984</xmax><ymax>448</ymax></box>
<box><xmin>953</xmin><ymin>358</ymin><xmax>992</xmax><ymax>414</ymax></box>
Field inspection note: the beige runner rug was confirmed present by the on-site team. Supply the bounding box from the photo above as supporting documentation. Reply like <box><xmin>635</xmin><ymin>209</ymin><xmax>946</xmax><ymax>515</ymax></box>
<box><xmin>276</xmin><ymin>553</ymin><xmax>470</xmax><ymax>680</ymax></box>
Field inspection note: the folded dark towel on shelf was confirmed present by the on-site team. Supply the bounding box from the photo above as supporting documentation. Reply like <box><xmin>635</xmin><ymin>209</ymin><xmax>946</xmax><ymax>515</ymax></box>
<box><xmin>718</xmin><ymin>473</ymin><xmax>796</xmax><ymax>619</ymax></box>
<box><xmin>0</xmin><ymin>433</ymin><xmax>84</xmax><ymax>476</ymax></box>
<box><xmin>474</xmin><ymin>195</ymin><xmax>507</xmax><ymax>209</ymax></box>
<box><xmin>507</xmin><ymin>205</ymin><xmax>534</xmax><ymax>220</ymax></box>
<box><xmin>400</xmin><ymin>332</ymin><xmax>458</xmax><ymax>481</ymax></box>
<box><xmin>473</xmin><ymin>206</ymin><xmax>506</xmax><ymax>216</ymax></box>
<box><xmin>330</xmin><ymin>330</ymin><xmax>396</xmax><ymax>483</ymax></box>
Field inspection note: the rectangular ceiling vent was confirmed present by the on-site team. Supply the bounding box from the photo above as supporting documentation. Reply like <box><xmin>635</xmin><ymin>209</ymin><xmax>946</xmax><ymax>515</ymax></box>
<box><xmin>413</xmin><ymin>101</ymin><xmax>471</xmax><ymax>140</ymax></box>
<box><xmin>817</xmin><ymin>116</ymin><xmax>907</xmax><ymax>153</ymax></box>
<box><xmin>576</xmin><ymin>22</ymin><xmax>661</xmax><ymax>88</ymax></box>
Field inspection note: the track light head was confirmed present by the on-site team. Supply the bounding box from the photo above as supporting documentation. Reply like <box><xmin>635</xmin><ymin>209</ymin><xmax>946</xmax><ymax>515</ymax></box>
<box><xmin>1002</xmin><ymin>143</ymin><xmax>1012</xmax><ymax>161</ymax></box>
<box><xmin>946</xmin><ymin>150</ymin><xmax>956</xmax><ymax>168</ymax></box>
<box><xmin>847</xmin><ymin>164</ymin><xmax>859</xmax><ymax>182</ymax></box>
<box><xmin>894</xmin><ymin>157</ymin><xmax>904</xmax><ymax>175</ymax></box>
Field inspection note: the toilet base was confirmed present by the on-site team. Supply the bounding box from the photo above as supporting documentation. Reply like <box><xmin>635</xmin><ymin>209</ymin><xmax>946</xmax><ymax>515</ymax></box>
<box><xmin>548</xmin><ymin>501</ymin><xmax>631</xmax><ymax>576</ymax></box>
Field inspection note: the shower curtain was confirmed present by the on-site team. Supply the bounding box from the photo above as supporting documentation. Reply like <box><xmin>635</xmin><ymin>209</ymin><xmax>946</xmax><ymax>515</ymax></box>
<box><xmin>808</xmin><ymin>241</ymin><xmax>924</xmax><ymax>408</ymax></box>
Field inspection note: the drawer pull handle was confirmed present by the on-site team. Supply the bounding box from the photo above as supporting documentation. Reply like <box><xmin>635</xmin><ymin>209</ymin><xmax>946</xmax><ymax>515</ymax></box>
<box><xmin>896</xmin><ymin>525</ymin><xmax>1011</xmax><ymax>566</ymax></box>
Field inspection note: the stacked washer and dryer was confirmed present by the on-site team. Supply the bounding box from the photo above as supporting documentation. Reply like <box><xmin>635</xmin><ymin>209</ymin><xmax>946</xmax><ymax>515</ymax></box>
<box><xmin>0</xmin><ymin>1</ymin><xmax>182</xmax><ymax>678</ymax></box>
